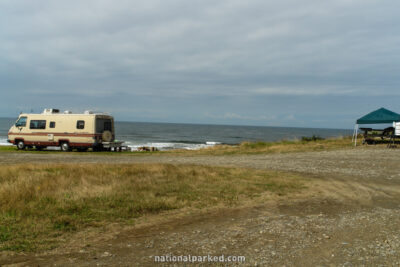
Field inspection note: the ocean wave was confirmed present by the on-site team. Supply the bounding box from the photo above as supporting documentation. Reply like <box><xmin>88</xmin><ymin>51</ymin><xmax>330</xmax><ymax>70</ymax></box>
<box><xmin>0</xmin><ymin>138</ymin><xmax>12</xmax><ymax>146</ymax></box>
<box><xmin>125</xmin><ymin>141</ymin><xmax>220</xmax><ymax>151</ymax></box>
<box><xmin>206</xmin><ymin>141</ymin><xmax>221</xmax><ymax>145</ymax></box>
<box><xmin>0</xmin><ymin>136</ymin><xmax>220</xmax><ymax>151</ymax></box>
<box><xmin>168</xmin><ymin>140</ymin><xmax>205</xmax><ymax>144</ymax></box>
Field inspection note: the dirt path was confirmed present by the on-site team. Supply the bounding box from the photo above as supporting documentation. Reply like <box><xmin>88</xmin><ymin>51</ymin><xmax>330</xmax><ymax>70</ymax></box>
<box><xmin>2</xmin><ymin>147</ymin><xmax>400</xmax><ymax>266</ymax></box>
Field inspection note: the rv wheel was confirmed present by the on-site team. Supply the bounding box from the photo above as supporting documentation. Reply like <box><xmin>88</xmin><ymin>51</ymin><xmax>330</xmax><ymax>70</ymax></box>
<box><xmin>16</xmin><ymin>141</ymin><xmax>25</xmax><ymax>150</ymax></box>
<box><xmin>60</xmin><ymin>142</ymin><xmax>70</xmax><ymax>152</ymax></box>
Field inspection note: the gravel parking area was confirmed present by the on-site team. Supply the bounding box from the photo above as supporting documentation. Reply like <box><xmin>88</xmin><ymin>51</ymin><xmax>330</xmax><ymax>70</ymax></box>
<box><xmin>2</xmin><ymin>147</ymin><xmax>400</xmax><ymax>182</ymax></box>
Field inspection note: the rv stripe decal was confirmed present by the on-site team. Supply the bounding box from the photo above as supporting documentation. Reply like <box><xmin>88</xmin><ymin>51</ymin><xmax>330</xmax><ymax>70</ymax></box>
<box><xmin>15</xmin><ymin>141</ymin><xmax>93</xmax><ymax>147</ymax></box>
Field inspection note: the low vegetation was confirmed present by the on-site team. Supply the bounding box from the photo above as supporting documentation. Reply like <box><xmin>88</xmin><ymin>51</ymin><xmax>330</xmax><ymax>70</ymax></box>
<box><xmin>0</xmin><ymin>163</ymin><xmax>305</xmax><ymax>252</ymax></box>
<box><xmin>301</xmin><ymin>135</ymin><xmax>324</xmax><ymax>142</ymax></box>
<box><xmin>191</xmin><ymin>136</ymin><xmax>354</xmax><ymax>155</ymax></box>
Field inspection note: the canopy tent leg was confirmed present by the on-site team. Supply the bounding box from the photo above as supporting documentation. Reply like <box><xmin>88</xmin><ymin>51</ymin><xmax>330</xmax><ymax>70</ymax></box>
<box><xmin>355</xmin><ymin>126</ymin><xmax>358</xmax><ymax>146</ymax></box>
<box><xmin>352</xmin><ymin>124</ymin><xmax>359</xmax><ymax>146</ymax></box>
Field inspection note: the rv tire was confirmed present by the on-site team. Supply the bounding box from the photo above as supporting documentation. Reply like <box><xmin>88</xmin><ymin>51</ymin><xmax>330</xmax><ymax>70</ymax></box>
<box><xmin>60</xmin><ymin>142</ymin><xmax>70</xmax><ymax>152</ymax></box>
<box><xmin>16</xmin><ymin>140</ymin><xmax>25</xmax><ymax>150</ymax></box>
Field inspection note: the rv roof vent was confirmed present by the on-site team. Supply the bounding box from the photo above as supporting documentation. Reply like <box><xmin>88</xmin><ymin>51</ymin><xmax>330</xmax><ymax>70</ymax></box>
<box><xmin>43</xmin><ymin>108</ymin><xmax>60</xmax><ymax>114</ymax></box>
<box><xmin>64</xmin><ymin>110</ymin><xmax>72</xmax><ymax>114</ymax></box>
<box><xmin>84</xmin><ymin>110</ymin><xmax>94</xmax><ymax>114</ymax></box>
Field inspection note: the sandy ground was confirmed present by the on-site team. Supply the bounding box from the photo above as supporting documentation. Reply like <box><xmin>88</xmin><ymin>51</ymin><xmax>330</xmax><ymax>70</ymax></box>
<box><xmin>1</xmin><ymin>147</ymin><xmax>400</xmax><ymax>266</ymax></box>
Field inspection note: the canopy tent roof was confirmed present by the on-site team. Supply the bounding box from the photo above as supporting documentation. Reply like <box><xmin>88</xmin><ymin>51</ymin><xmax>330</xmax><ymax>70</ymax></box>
<box><xmin>356</xmin><ymin>108</ymin><xmax>400</xmax><ymax>124</ymax></box>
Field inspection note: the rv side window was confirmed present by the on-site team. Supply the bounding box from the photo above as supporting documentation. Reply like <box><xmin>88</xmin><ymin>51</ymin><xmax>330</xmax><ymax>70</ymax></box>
<box><xmin>15</xmin><ymin>117</ymin><xmax>27</xmax><ymax>127</ymax></box>
<box><xmin>50</xmin><ymin>121</ymin><xmax>56</xmax><ymax>128</ymax></box>
<box><xmin>30</xmin><ymin>120</ymin><xmax>46</xmax><ymax>129</ymax></box>
<box><xmin>76</xmin><ymin>120</ymin><xmax>85</xmax><ymax>129</ymax></box>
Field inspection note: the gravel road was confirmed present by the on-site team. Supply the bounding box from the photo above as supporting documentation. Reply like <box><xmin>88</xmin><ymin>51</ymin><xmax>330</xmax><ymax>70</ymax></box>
<box><xmin>2</xmin><ymin>147</ymin><xmax>400</xmax><ymax>266</ymax></box>
<box><xmin>2</xmin><ymin>147</ymin><xmax>400</xmax><ymax>181</ymax></box>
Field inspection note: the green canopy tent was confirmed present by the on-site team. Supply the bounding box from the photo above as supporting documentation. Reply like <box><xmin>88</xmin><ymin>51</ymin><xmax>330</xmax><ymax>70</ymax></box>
<box><xmin>353</xmin><ymin>107</ymin><xmax>400</xmax><ymax>145</ymax></box>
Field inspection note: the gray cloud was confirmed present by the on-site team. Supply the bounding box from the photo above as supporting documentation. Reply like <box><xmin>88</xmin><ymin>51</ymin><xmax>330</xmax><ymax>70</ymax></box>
<box><xmin>1</xmin><ymin>0</ymin><xmax>400</xmax><ymax>127</ymax></box>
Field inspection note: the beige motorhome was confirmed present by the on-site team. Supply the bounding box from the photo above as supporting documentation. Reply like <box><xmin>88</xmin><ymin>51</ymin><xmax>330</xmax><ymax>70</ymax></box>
<box><xmin>8</xmin><ymin>109</ymin><xmax>119</xmax><ymax>151</ymax></box>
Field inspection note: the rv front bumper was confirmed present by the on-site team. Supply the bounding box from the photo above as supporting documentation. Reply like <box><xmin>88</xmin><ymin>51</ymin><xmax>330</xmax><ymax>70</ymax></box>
<box><xmin>7</xmin><ymin>139</ymin><xmax>12</xmax><ymax>144</ymax></box>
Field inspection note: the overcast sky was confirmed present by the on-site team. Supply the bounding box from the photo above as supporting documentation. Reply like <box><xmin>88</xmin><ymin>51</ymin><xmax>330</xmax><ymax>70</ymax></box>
<box><xmin>1</xmin><ymin>0</ymin><xmax>400</xmax><ymax>128</ymax></box>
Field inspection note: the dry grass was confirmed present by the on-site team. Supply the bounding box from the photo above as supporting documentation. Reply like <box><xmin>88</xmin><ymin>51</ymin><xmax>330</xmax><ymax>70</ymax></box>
<box><xmin>176</xmin><ymin>136</ymin><xmax>354</xmax><ymax>155</ymax></box>
<box><xmin>0</xmin><ymin>163</ymin><xmax>305</xmax><ymax>252</ymax></box>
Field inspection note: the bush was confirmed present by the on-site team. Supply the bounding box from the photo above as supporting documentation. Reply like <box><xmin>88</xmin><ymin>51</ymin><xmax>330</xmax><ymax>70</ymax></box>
<box><xmin>301</xmin><ymin>135</ymin><xmax>324</xmax><ymax>142</ymax></box>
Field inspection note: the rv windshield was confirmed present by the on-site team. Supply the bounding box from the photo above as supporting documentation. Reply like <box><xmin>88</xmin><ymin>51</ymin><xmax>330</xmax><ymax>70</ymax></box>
<box><xmin>15</xmin><ymin>117</ymin><xmax>27</xmax><ymax>127</ymax></box>
<box><xmin>96</xmin><ymin>118</ymin><xmax>112</xmax><ymax>133</ymax></box>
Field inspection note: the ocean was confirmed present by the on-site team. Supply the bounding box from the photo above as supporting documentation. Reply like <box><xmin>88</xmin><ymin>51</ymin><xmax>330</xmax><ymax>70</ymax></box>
<box><xmin>0</xmin><ymin>117</ymin><xmax>352</xmax><ymax>151</ymax></box>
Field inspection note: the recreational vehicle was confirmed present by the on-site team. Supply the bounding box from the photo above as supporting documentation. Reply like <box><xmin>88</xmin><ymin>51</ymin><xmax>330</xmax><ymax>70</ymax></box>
<box><xmin>7</xmin><ymin>109</ymin><xmax>122</xmax><ymax>151</ymax></box>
